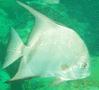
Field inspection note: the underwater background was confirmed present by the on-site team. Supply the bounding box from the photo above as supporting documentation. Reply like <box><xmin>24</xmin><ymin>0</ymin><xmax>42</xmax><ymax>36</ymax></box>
<box><xmin>0</xmin><ymin>0</ymin><xmax>99</xmax><ymax>90</ymax></box>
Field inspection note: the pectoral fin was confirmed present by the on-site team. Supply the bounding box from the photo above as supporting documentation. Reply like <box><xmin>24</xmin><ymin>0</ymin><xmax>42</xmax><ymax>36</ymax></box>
<box><xmin>3</xmin><ymin>28</ymin><xmax>25</xmax><ymax>68</ymax></box>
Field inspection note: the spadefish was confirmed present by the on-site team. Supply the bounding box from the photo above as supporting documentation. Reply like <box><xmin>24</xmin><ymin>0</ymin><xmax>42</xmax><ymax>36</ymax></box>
<box><xmin>3</xmin><ymin>1</ymin><xmax>90</xmax><ymax>83</ymax></box>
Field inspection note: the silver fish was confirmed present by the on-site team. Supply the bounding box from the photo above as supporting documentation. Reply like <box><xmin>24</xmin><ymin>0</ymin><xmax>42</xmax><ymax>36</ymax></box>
<box><xmin>3</xmin><ymin>1</ymin><xmax>90</xmax><ymax>82</ymax></box>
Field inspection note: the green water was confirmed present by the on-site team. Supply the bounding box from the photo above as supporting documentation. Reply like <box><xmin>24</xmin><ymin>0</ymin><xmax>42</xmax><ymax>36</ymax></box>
<box><xmin>0</xmin><ymin>0</ymin><xmax>99</xmax><ymax>90</ymax></box>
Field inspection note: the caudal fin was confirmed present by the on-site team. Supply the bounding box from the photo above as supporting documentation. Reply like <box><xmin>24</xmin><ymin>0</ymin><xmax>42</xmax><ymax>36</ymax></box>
<box><xmin>3</xmin><ymin>28</ymin><xmax>25</xmax><ymax>68</ymax></box>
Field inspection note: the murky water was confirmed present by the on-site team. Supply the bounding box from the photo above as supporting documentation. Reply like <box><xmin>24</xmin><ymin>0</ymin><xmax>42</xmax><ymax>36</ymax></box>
<box><xmin>0</xmin><ymin>0</ymin><xmax>99</xmax><ymax>90</ymax></box>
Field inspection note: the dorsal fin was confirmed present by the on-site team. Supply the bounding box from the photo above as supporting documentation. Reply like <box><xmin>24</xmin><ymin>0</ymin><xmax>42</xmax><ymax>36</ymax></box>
<box><xmin>28</xmin><ymin>0</ymin><xmax>60</xmax><ymax>4</ymax></box>
<box><xmin>3</xmin><ymin>28</ymin><xmax>25</xmax><ymax>68</ymax></box>
<box><xmin>17</xmin><ymin>1</ymin><xmax>53</xmax><ymax>24</ymax></box>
